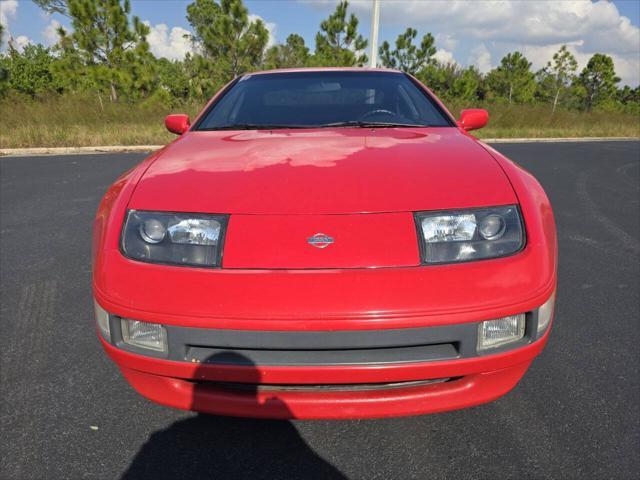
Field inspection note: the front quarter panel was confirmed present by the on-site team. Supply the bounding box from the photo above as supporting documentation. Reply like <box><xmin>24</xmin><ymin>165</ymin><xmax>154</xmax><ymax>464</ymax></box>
<box><xmin>478</xmin><ymin>142</ymin><xmax>558</xmax><ymax>283</ymax></box>
<box><xmin>93</xmin><ymin>149</ymin><xmax>166</xmax><ymax>280</ymax></box>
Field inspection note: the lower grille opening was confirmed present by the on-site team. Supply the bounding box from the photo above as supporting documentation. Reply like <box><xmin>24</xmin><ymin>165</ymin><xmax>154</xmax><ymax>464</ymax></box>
<box><xmin>190</xmin><ymin>377</ymin><xmax>460</xmax><ymax>392</ymax></box>
<box><xmin>186</xmin><ymin>343</ymin><xmax>460</xmax><ymax>367</ymax></box>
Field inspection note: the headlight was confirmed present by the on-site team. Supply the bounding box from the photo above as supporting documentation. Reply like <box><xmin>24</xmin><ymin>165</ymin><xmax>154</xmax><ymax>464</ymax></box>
<box><xmin>415</xmin><ymin>205</ymin><xmax>524</xmax><ymax>264</ymax></box>
<box><xmin>121</xmin><ymin>319</ymin><xmax>168</xmax><ymax>353</ymax></box>
<box><xmin>121</xmin><ymin>210</ymin><xmax>227</xmax><ymax>267</ymax></box>
<box><xmin>477</xmin><ymin>314</ymin><xmax>526</xmax><ymax>351</ymax></box>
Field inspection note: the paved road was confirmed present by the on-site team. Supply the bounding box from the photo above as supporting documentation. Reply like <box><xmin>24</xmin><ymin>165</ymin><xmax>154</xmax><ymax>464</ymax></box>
<box><xmin>1</xmin><ymin>141</ymin><xmax>638</xmax><ymax>480</ymax></box>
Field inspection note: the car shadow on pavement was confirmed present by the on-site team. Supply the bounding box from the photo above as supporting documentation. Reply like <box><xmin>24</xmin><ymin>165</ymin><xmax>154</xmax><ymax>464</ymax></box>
<box><xmin>121</xmin><ymin>352</ymin><xmax>346</xmax><ymax>480</ymax></box>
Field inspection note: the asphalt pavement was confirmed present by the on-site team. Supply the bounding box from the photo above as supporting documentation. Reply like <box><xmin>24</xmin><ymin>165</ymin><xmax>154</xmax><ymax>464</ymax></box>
<box><xmin>1</xmin><ymin>141</ymin><xmax>638</xmax><ymax>480</ymax></box>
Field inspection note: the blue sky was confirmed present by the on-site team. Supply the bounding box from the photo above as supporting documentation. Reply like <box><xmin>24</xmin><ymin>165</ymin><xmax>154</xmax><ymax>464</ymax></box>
<box><xmin>2</xmin><ymin>0</ymin><xmax>639</xmax><ymax>85</ymax></box>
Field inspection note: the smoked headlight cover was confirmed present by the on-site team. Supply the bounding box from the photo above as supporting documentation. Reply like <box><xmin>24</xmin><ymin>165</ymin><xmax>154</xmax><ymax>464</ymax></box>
<box><xmin>415</xmin><ymin>206</ymin><xmax>524</xmax><ymax>264</ymax></box>
<box><xmin>122</xmin><ymin>210</ymin><xmax>227</xmax><ymax>267</ymax></box>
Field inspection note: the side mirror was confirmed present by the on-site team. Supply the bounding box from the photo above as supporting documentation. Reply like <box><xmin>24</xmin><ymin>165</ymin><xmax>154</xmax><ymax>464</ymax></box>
<box><xmin>165</xmin><ymin>114</ymin><xmax>190</xmax><ymax>135</ymax></box>
<box><xmin>458</xmin><ymin>109</ymin><xmax>489</xmax><ymax>132</ymax></box>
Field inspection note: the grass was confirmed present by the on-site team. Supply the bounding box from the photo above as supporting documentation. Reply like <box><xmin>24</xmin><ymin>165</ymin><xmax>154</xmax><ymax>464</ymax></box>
<box><xmin>462</xmin><ymin>102</ymin><xmax>640</xmax><ymax>139</ymax></box>
<box><xmin>1</xmin><ymin>95</ymin><xmax>638</xmax><ymax>149</ymax></box>
<box><xmin>0</xmin><ymin>96</ymin><xmax>201</xmax><ymax>149</ymax></box>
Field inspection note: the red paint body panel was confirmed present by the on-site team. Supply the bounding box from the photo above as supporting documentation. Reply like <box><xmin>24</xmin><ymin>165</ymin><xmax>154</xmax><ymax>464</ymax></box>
<box><xmin>458</xmin><ymin>109</ymin><xmax>489</xmax><ymax>131</ymax></box>
<box><xmin>120</xmin><ymin>363</ymin><xmax>532</xmax><ymax>419</ymax></box>
<box><xmin>101</xmin><ymin>330</ymin><xmax>549</xmax><ymax>419</ymax></box>
<box><xmin>93</xmin><ymin>68</ymin><xmax>557</xmax><ymax>419</ymax></box>
<box><xmin>128</xmin><ymin>129</ymin><xmax>517</xmax><ymax>215</ymax></box>
<box><xmin>94</xmin><ymin>245</ymin><xmax>554</xmax><ymax>331</ymax></box>
<box><xmin>224</xmin><ymin>212</ymin><xmax>420</xmax><ymax>269</ymax></box>
<box><xmin>164</xmin><ymin>114</ymin><xmax>190</xmax><ymax>135</ymax></box>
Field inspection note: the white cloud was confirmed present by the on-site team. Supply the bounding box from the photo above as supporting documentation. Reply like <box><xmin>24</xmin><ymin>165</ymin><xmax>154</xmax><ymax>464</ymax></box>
<box><xmin>249</xmin><ymin>14</ymin><xmax>277</xmax><ymax>48</ymax></box>
<box><xmin>433</xmin><ymin>48</ymin><xmax>456</xmax><ymax>65</ymax></box>
<box><xmin>0</xmin><ymin>0</ymin><xmax>33</xmax><ymax>51</ymax></box>
<box><xmin>609</xmin><ymin>54</ymin><xmax>640</xmax><ymax>88</ymax></box>
<box><xmin>145</xmin><ymin>22</ymin><xmax>193</xmax><ymax>60</ymax></box>
<box><xmin>1</xmin><ymin>0</ymin><xmax>18</xmax><ymax>45</ymax></box>
<box><xmin>0</xmin><ymin>0</ymin><xmax>17</xmax><ymax>29</ymax></box>
<box><xmin>469</xmin><ymin>44</ymin><xmax>492</xmax><ymax>73</ymax></box>
<box><xmin>42</xmin><ymin>19</ymin><xmax>61</xmax><ymax>46</ymax></box>
<box><xmin>362</xmin><ymin>0</ymin><xmax>639</xmax><ymax>52</ymax></box>
<box><xmin>13</xmin><ymin>34</ymin><xmax>32</xmax><ymax>52</ymax></box>
<box><xmin>435</xmin><ymin>33</ymin><xmax>457</xmax><ymax>51</ymax></box>
<box><xmin>143</xmin><ymin>15</ymin><xmax>276</xmax><ymax>61</ymax></box>
<box><xmin>337</xmin><ymin>0</ymin><xmax>640</xmax><ymax>85</ymax></box>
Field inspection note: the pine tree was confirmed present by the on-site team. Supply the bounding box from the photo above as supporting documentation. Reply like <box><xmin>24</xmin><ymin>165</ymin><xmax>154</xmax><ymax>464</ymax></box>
<box><xmin>416</xmin><ymin>62</ymin><xmax>459</xmax><ymax>98</ymax></box>
<box><xmin>156</xmin><ymin>58</ymin><xmax>190</xmax><ymax>102</ymax></box>
<box><xmin>36</xmin><ymin>0</ymin><xmax>153</xmax><ymax>102</ymax></box>
<box><xmin>451</xmin><ymin>66</ymin><xmax>481</xmax><ymax>102</ymax></box>
<box><xmin>186</xmin><ymin>0</ymin><xmax>269</xmax><ymax>79</ymax></box>
<box><xmin>540</xmin><ymin>45</ymin><xmax>578</xmax><ymax>113</ymax></box>
<box><xmin>5</xmin><ymin>44</ymin><xmax>58</xmax><ymax>97</ymax></box>
<box><xmin>0</xmin><ymin>25</ymin><xmax>9</xmax><ymax>97</ymax></box>
<box><xmin>263</xmin><ymin>34</ymin><xmax>309</xmax><ymax>69</ymax></box>
<box><xmin>33</xmin><ymin>0</ymin><xmax>67</xmax><ymax>14</ymax></box>
<box><xmin>379</xmin><ymin>28</ymin><xmax>435</xmax><ymax>75</ymax></box>
<box><xmin>183</xmin><ymin>53</ymin><xmax>223</xmax><ymax>99</ymax></box>
<box><xmin>313</xmin><ymin>0</ymin><xmax>367</xmax><ymax>67</ymax></box>
<box><xmin>578</xmin><ymin>53</ymin><xmax>620</xmax><ymax>111</ymax></box>
<box><xmin>486</xmin><ymin>51</ymin><xmax>536</xmax><ymax>104</ymax></box>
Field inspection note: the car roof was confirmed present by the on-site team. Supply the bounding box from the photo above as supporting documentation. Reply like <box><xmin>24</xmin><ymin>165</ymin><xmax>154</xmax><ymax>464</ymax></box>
<box><xmin>245</xmin><ymin>67</ymin><xmax>404</xmax><ymax>76</ymax></box>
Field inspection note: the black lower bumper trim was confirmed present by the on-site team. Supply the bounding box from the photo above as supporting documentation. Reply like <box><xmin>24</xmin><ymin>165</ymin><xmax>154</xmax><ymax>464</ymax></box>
<box><xmin>191</xmin><ymin>377</ymin><xmax>456</xmax><ymax>392</ymax></box>
<box><xmin>187</xmin><ymin>343</ymin><xmax>459</xmax><ymax>366</ymax></box>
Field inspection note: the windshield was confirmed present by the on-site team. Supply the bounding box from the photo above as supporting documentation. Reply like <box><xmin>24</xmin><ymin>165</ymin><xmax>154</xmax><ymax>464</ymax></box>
<box><xmin>195</xmin><ymin>71</ymin><xmax>453</xmax><ymax>130</ymax></box>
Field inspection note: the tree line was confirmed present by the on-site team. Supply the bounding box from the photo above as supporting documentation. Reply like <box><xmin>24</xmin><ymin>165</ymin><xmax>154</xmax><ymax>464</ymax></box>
<box><xmin>1</xmin><ymin>0</ymin><xmax>637</xmax><ymax>114</ymax></box>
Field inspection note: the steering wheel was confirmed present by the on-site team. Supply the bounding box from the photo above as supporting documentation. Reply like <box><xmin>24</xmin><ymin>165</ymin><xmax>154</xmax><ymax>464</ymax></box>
<box><xmin>358</xmin><ymin>109</ymin><xmax>397</xmax><ymax>121</ymax></box>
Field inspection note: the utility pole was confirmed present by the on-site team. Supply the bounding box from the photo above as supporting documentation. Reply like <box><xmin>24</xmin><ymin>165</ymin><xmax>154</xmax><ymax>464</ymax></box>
<box><xmin>369</xmin><ymin>0</ymin><xmax>380</xmax><ymax>68</ymax></box>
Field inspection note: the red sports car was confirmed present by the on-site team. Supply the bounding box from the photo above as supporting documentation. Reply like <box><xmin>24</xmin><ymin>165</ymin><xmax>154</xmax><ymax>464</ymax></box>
<box><xmin>93</xmin><ymin>68</ymin><xmax>557</xmax><ymax>419</ymax></box>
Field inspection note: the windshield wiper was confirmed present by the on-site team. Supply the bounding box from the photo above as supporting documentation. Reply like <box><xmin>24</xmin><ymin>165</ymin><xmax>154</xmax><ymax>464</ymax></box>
<box><xmin>317</xmin><ymin>121</ymin><xmax>429</xmax><ymax>128</ymax></box>
<box><xmin>199</xmin><ymin>123</ymin><xmax>310</xmax><ymax>131</ymax></box>
<box><xmin>200</xmin><ymin>121</ymin><xmax>429</xmax><ymax>131</ymax></box>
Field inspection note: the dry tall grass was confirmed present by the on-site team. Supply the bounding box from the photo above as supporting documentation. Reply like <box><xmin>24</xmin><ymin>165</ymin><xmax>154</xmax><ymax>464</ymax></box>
<box><xmin>1</xmin><ymin>96</ymin><xmax>638</xmax><ymax>148</ymax></box>
<box><xmin>0</xmin><ymin>96</ymin><xmax>201</xmax><ymax>148</ymax></box>
<box><xmin>450</xmin><ymin>102</ymin><xmax>640</xmax><ymax>139</ymax></box>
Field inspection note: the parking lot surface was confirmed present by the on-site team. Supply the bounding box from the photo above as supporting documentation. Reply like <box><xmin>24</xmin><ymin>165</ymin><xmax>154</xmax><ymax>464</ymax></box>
<box><xmin>1</xmin><ymin>141</ymin><xmax>638</xmax><ymax>479</ymax></box>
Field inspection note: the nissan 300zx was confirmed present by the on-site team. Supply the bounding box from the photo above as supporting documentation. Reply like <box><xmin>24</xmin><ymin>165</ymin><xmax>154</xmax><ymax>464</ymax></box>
<box><xmin>93</xmin><ymin>68</ymin><xmax>557</xmax><ymax>419</ymax></box>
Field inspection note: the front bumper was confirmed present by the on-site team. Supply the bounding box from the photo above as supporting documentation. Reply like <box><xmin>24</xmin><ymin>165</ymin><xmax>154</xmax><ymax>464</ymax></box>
<box><xmin>117</xmin><ymin>359</ymin><xmax>536</xmax><ymax>419</ymax></box>
<box><xmin>98</xmin><ymin>304</ymin><xmax>552</xmax><ymax>419</ymax></box>
<box><xmin>95</xmin><ymin>217</ymin><xmax>556</xmax><ymax>419</ymax></box>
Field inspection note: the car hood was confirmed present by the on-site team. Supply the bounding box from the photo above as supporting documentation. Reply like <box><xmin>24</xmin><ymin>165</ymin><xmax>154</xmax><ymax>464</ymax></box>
<box><xmin>129</xmin><ymin>128</ymin><xmax>517</xmax><ymax>214</ymax></box>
